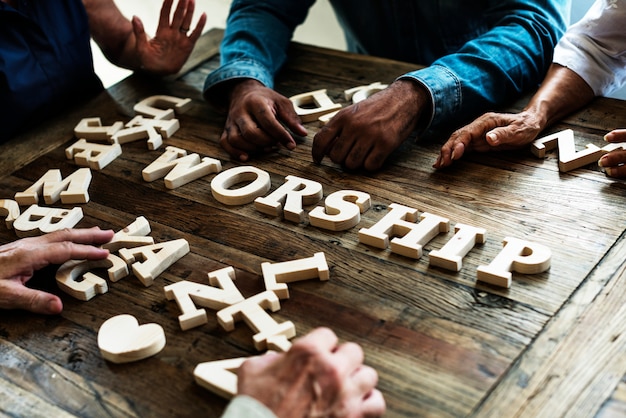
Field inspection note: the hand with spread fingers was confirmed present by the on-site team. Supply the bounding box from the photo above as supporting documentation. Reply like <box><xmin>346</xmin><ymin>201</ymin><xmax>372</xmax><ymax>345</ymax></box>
<box><xmin>0</xmin><ymin>227</ymin><xmax>114</xmax><ymax>315</ymax></box>
<box><xmin>229</xmin><ymin>327</ymin><xmax>386</xmax><ymax>418</ymax></box>
<box><xmin>132</xmin><ymin>0</ymin><xmax>207</xmax><ymax>75</ymax></box>
<box><xmin>85</xmin><ymin>0</ymin><xmax>207</xmax><ymax>76</ymax></box>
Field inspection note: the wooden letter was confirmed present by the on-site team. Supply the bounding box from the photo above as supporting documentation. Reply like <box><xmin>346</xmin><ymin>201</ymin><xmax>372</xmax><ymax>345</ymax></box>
<box><xmin>429</xmin><ymin>223</ymin><xmax>487</xmax><ymax>271</ymax></box>
<box><xmin>345</xmin><ymin>81</ymin><xmax>388</xmax><ymax>103</ymax></box>
<box><xmin>142</xmin><ymin>146</ymin><xmax>221</xmax><ymax>189</ymax></box>
<box><xmin>126</xmin><ymin>115</ymin><xmax>180</xmax><ymax>139</ymax></box>
<box><xmin>477</xmin><ymin>237</ymin><xmax>552</xmax><ymax>288</ymax></box>
<box><xmin>119</xmin><ymin>239</ymin><xmax>190</xmax><ymax>286</ymax></box>
<box><xmin>111</xmin><ymin>125</ymin><xmax>163</xmax><ymax>150</ymax></box>
<box><xmin>194</xmin><ymin>357</ymin><xmax>247</xmax><ymax>399</ymax></box>
<box><xmin>74</xmin><ymin>117</ymin><xmax>123</xmax><ymax>142</ymax></box>
<box><xmin>164</xmin><ymin>267</ymin><xmax>245</xmax><ymax>331</ymax></box>
<box><xmin>65</xmin><ymin>139</ymin><xmax>122</xmax><ymax>170</ymax></box>
<box><xmin>531</xmin><ymin>129</ymin><xmax>604</xmax><ymax>172</ymax></box>
<box><xmin>290</xmin><ymin>89</ymin><xmax>342</xmax><ymax>123</ymax></box>
<box><xmin>98</xmin><ymin>314</ymin><xmax>166</xmax><ymax>364</ymax></box>
<box><xmin>15</xmin><ymin>168</ymin><xmax>92</xmax><ymax>205</ymax></box>
<box><xmin>254</xmin><ymin>175</ymin><xmax>323</xmax><ymax>223</ymax></box>
<box><xmin>309</xmin><ymin>190</ymin><xmax>371</xmax><ymax>231</ymax></box>
<box><xmin>0</xmin><ymin>199</ymin><xmax>20</xmax><ymax>229</ymax></box>
<box><xmin>211</xmin><ymin>166</ymin><xmax>272</xmax><ymax>205</ymax></box>
<box><xmin>13</xmin><ymin>205</ymin><xmax>83</xmax><ymax>237</ymax></box>
<box><xmin>101</xmin><ymin>216</ymin><xmax>155</xmax><ymax>252</ymax></box>
<box><xmin>389</xmin><ymin>212</ymin><xmax>450</xmax><ymax>259</ymax></box>
<box><xmin>217</xmin><ymin>290</ymin><xmax>295</xmax><ymax>351</ymax></box>
<box><xmin>134</xmin><ymin>95</ymin><xmax>192</xmax><ymax>120</ymax></box>
<box><xmin>261</xmin><ymin>252</ymin><xmax>329</xmax><ymax>299</ymax></box>
<box><xmin>55</xmin><ymin>255</ymin><xmax>129</xmax><ymax>301</ymax></box>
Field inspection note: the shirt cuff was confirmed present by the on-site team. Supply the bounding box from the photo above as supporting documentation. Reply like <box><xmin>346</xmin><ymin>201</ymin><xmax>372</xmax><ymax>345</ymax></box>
<box><xmin>220</xmin><ymin>395</ymin><xmax>278</xmax><ymax>418</ymax></box>
<box><xmin>203</xmin><ymin>59</ymin><xmax>274</xmax><ymax>109</ymax></box>
<box><xmin>398</xmin><ymin>64</ymin><xmax>462</xmax><ymax>135</ymax></box>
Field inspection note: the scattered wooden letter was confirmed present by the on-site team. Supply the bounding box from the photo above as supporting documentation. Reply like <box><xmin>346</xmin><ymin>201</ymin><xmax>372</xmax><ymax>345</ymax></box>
<box><xmin>309</xmin><ymin>190</ymin><xmax>371</xmax><ymax>231</ymax></box>
<box><xmin>261</xmin><ymin>252</ymin><xmax>329</xmax><ymax>299</ymax></box>
<box><xmin>98</xmin><ymin>314</ymin><xmax>166</xmax><ymax>364</ymax></box>
<box><xmin>194</xmin><ymin>357</ymin><xmax>247</xmax><ymax>399</ymax></box>
<box><xmin>65</xmin><ymin>139</ymin><xmax>122</xmax><ymax>170</ymax></box>
<box><xmin>217</xmin><ymin>290</ymin><xmax>295</xmax><ymax>351</ymax></box>
<box><xmin>13</xmin><ymin>205</ymin><xmax>83</xmax><ymax>237</ymax></box>
<box><xmin>74</xmin><ymin>117</ymin><xmax>123</xmax><ymax>142</ymax></box>
<box><xmin>55</xmin><ymin>255</ymin><xmax>129</xmax><ymax>301</ymax></box>
<box><xmin>142</xmin><ymin>146</ymin><xmax>221</xmax><ymax>189</ymax></box>
<box><xmin>119</xmin><ymin>238</ymin><xmax>190</xmax><ymax>286</ymax></box>
<box><xmin>126</xmin><ymin>115</ymin><xmax>180</xmax><ymax>139</ymax></box>
<box><xmin>14</xmin><ymin>168</ymin><xmax>92</xmax><ymax>205</ymax></box>
<box><xmin>477</xmin><ymin>237</ymin><xmax>552</xmax><ymax>288</ymax></box>
<box><xmin>429</xmin><ymin>223</ymin><xmax>487</xmax><ymax>271</ymax></box>
<box><xmin>0</xmin><ymin>199</ymin><xmax>20</xmax><ymax>229</ymax></box>
<box><xmin>101</xmin><ymin>216</ymin><xmax>155</xmax><ymax>253</ymax></box>
<box><xmin>254</xmin><ymin>175</ymin><xmax>323</xmax><ymax>223</ymax></box>
<box><xmin>211</xmin><ymin>166</ymin><xmax>271</xmax><ymax>206</ymax></box>
<box><xmin>359</xmin><ymin>204</ymin><xmax>450</xmax><ymax>258</ymax></box>
<box><xmin>134</xmin><ymin>95</ymin><xmax>192</xmax><ymax>120</ymax></box>
<box><xmin>532</xmin><ymin>129</ymin><xmax>605</xmax><ymax>172</ymax></box>
<box><xmin>111</xmin><ymin>125</ymin><xmax>163</xmax><ymax>150</ymax></box>
<box><xmin>290</xmin><ymin>89</ymin><xmax>342</xmax><ymax>123</ymax></box>
<box><xmin>164</xmin><ymin>267</ymin><xmax>245</xmax><ymax>331</ymax></box>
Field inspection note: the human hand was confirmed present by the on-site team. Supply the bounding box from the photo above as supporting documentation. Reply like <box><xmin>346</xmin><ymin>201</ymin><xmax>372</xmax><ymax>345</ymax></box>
<box><xmin>133</xmin><ymin>0</ymin><xmax>206</xmax><ymax>75</ymax></box>
<box><xmin>0</xmin><ymin>227</ymin><xmax>114</xmax><ymax>314</ymax></box>
<box><xmin>219</xmin><ymin>79</ymin><xmax>308</xmax><ymax>162</ymax></box>
<box><xmin>312</xmin><ymin>80</ymin><xmax>426</xmax><ymax>171</ymax></box>
<box><xmin>598</xmin><ymin>129</ymin><xmax>626</xmax><ymax>178</ymax></box>
<box><xmin>434</xmin><ymin>110</ymin><xmax>546</xmax><ymax>169</ymax></box>
<box><xmin>237</xmin><ymin>327</ymin><xmax>385</xmax><ymax>418</ymax></box>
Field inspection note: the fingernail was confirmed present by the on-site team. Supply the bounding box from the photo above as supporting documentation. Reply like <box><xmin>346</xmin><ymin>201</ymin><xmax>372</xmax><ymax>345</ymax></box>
<box><xmin>605</xmin><ymin>167</ymin><xmax>614</xmax><ymax>177</ymax></box>
<box><xmin>598</xmin><ymin>156</ymin><xmax>606</xmax><ymax>167</ymax></box>
<box><xmin>604</xmin><ymin>132</ymin><xmax>615</xmax><ymax>142</ymax></box>
<box><xmin>487</xmin><ymin>132</ymin><xmax>498</xmax><ymax>145</ymax></box>
<box><xmin>451</xmin><ymin>150</ymin><xmax>456</xmax><ymax>160</ymax></box>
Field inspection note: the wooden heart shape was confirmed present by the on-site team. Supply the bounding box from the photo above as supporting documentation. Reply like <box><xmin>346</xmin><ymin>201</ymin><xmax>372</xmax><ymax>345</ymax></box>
<box><xmin>98</xmin><ymin>314</ymin><xmax>166</xmax><ymax>364</ymax></box>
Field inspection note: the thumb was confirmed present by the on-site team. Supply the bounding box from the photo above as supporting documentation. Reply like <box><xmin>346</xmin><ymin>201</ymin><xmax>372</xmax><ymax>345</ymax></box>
<box><xmin>485</xmin><ymin>126</ymin><xmax>515</xmax><ymax>147</ymax></box>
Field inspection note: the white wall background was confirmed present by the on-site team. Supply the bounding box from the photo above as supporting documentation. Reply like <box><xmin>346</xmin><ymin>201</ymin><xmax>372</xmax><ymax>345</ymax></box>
<box><xmin>94</xmin><ymin>0</ymin><xmax>625</xmax><ymax>99</ymax></box>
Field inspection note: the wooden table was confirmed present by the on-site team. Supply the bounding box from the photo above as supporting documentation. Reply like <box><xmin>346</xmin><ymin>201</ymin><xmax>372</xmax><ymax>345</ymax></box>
<box><xmin>1</xmin><ymin>29</ymin><xmax>625</xmax><ymax>418</ymax></box>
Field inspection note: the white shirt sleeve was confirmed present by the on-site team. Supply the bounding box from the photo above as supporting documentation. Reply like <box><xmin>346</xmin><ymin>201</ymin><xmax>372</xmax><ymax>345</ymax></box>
<box><xmin>220</xmin><ymin>395</ymin><xmax>278</xmax><ymax>418</ymax></box>
<box><xmin>553</xmin><ymin>0</ymin><xmax>626</xmax><ymax>96</ymax></box>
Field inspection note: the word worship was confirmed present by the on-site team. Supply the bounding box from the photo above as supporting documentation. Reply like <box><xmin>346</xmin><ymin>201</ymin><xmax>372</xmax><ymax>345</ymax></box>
<box><xmin>0</xmin><ymin>92</ymin><xmax>557</xmax><ymax>400</ymax></box>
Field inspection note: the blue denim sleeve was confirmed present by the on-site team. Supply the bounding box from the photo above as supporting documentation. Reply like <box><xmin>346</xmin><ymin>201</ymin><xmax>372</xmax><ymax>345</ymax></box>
<box><xmin>203</xmin><ymin>0</ymin><xmax>315</xmax><ymax>106</ymax></box>
<box><xmin>399</xmin><ymin>0</ymin><xmax>570</xmax><ymax>135</ymax></box>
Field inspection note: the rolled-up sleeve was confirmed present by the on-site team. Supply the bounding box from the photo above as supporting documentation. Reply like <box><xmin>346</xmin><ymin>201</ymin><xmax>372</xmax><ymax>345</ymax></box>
<box><xmin>553</xmin><ymin>0</ymin><xmax>626</xmax><ymax>97</ymax></box>
<box><xmin>400</xmin><ymin>0</ymin><xmax>569</xmax><ymax>135</ymax></box>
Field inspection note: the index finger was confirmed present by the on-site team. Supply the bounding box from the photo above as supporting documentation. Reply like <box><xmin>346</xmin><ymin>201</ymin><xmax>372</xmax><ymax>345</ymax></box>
<box><xmin>312</xmin><ymin>122</ymin><xmax>341</xmax><ymax>164</ymax></box>
<box><xmin>40</xmin><ymin>227</ymin><xmax>114</xmax><ymax>246</ymax></box>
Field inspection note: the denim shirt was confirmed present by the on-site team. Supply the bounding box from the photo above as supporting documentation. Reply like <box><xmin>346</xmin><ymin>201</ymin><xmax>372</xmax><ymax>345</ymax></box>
<box><xmin>204</xmin><ymin>0</ymin><xmax>570</xmax><ymax>136</ymax></box>
<box><xmin>0</xmin><ymin>0</ymin><xmax>103</xmax><ymax>141</ymax></box>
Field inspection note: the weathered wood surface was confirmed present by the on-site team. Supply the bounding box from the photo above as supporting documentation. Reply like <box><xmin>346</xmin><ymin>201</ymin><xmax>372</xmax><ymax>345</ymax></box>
<box><xmin>1</xmin><ymin>29</ymin><xmax>625</xmax><ymax>417</ymax></box>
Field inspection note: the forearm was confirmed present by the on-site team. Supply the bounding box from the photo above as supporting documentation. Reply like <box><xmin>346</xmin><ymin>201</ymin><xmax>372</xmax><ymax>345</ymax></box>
<box><xmin>82</xmin><ymin>0</ymin><xmax>137</xmax><ymax>68</ymax></box>
<box><xmin>523</xmin><ymin>63</ymin><xmax>595</xmax><ymax>130</ymax></box>
<box><xmin>203</xmin><ymin>0</ymin><xmax>313</xmax><ymax>105</ymax></box>
<box><xmin>409</xmin><ymin>0</ymin><xmax>569</xmax><ymax>132</ymax></box>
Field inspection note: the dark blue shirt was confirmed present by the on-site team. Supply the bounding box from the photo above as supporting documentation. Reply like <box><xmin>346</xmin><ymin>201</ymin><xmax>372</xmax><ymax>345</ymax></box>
<box><xmin>0</xmin><ymin>0</ymin><xmax>103</xmax><ymax>141</ymax></box>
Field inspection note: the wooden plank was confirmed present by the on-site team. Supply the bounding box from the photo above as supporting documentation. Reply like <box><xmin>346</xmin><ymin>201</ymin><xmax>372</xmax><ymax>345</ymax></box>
<box><xmin>472</xmin><ymin>232</ymin><xmax>626</xmax><ymax>416</ymax></box>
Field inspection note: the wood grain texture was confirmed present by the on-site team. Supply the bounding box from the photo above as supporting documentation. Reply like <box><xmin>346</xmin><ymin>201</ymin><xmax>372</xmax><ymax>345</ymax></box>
<box><xmin>1</xmin><ymin>29</ymin><xmax>625</xmax><ymax>417</ymax></box>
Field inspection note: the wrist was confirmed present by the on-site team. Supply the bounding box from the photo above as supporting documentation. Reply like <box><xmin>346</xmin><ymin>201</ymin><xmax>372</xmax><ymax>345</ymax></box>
<box><xmin>390</xmin><ymin>79</ymin><xmax>432</xmax><ymax>132</ymax></box>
